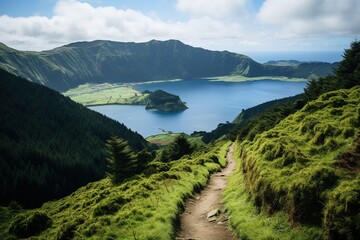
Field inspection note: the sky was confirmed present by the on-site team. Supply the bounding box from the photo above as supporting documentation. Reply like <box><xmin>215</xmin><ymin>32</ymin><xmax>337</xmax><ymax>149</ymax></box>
<box><xmin>0</xmin><ymin>0</ymin><xmax>359</xmax><ymax>55</ymax></box>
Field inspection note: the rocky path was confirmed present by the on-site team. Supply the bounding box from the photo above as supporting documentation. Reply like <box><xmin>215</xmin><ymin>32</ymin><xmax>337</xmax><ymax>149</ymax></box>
<box><xmin>177</xmin><ymin>143</ymin><xmax>236</xmax><ymax>240</ymax></box>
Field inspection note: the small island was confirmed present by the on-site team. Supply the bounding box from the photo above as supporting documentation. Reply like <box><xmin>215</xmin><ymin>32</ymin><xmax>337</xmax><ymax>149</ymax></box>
<box><xmin>144</xmin><ymin>90</ymin><xmax>188</xmax><ymax>112</ymax></box>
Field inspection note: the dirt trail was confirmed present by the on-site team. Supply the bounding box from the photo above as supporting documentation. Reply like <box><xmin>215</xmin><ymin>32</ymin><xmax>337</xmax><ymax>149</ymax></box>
<box><xmin>177</xmin><ymin>143</ymin><xmax>236</xmax><ymax>240</ymax></box>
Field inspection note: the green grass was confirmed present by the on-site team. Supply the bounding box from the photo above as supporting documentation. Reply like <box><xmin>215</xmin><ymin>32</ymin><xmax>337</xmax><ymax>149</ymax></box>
<box><xmin>225</xmin><ymin>86</ymin><xmax>360</xmax><ymax>239</ymax></box>
<box><xmin>63</xmin><ymin>83</ymin><xmax>148</xmax><ymax>106</ymax></box>
<box><xmin>146</xmin><ymin>133</ymin><xmax>205</xmax><ymax>147</ymax></box>
<box><xmin>0</xmin><ymin>141</ymin><xmax>230</xmax><ymax>240</ymax></box>
<box><xmin>224</xmin><ymin>144</ymin><xmax>322</xmax><ymax>240</ymax></box>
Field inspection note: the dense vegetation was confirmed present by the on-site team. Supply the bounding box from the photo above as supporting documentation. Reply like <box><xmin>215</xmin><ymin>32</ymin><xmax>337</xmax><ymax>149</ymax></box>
<box><xmin>0</xmin><ymin>40</ymin><xmax>335</xmax><ymax>92</ymax></box>
<box><xmin>224</xmin><ymin>41</ymin><xmax>360</xmax><ymax>239</ymax></box>
<box><xmin>145</xmin><ymin>90</ymin><xmax>188</xmax><ymax>112</ymax></box>
<box><xmin>226</xmin><ymin>86</ymin><xmax>359</xmax><ymax>239</ymax></box>
<box><xmin>0</xmin><ymin>69</ymin><xmax>149</xmax><ymax>208</ymax></box>
<box><xmin>305</xmin><ymin>40</ymin><xmax>360</xmax><ymax>100</ymax></box>
<box><xmin>0</xmin><ymin>139</ymin><xmax>230</xmax><ymax>239</ymax></box>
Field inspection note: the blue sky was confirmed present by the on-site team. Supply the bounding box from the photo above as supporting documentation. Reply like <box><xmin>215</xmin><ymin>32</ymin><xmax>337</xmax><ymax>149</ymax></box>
<box><xmin>0</xmin><ymin>0</ymin><xmax>358</xmax><ymax>54</ymax></box>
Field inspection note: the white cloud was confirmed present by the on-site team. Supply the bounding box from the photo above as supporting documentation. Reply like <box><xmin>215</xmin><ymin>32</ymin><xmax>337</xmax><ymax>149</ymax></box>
<box><xmin>176</xmin><ymin>0</ymin><xmax>248</xmax><ymax>17</ymax></box>
<box><xmin>0</xmin><ymin>0</ymin><xmax>253</xmax><ymax>51</ymax></box>
<box><xmin>257</xmin><ymin>0</ymin><xmax>360</xmax><ymax>36</ymax></box>
<box><xmin>0</xmin><ymin>0</ymin><xmax>356</xmax><ymax>52</ymax></box>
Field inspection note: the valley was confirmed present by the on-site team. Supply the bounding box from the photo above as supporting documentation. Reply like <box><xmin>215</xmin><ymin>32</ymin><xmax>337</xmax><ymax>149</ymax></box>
<box><xmin>0</xmin><ymin>39</ymin><xmax>359</xmax><ymax>240</ymax></box>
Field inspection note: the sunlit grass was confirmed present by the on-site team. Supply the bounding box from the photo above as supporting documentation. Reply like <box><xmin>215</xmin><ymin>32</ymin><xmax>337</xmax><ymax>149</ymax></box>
<box><xmin>0</xmin><ymin>141</ymin><xmax>231</xmax><ymax>239</ymax></box>
<box><xmin>63</xmin><ymin>83</ymin><xmax>147</xmax><ymax>106</ymax></box>
<box><xmin>224</xmin><ymin>86</ymin><xmax>360</xmax><ymax>239</ymax></box>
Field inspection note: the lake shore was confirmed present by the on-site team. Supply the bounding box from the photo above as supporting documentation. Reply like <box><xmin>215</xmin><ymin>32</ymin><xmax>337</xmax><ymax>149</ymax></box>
<box><xmin>64</xmin><ymin>76</ymin><xmax>307</xmax><ymax>106</ymax></box>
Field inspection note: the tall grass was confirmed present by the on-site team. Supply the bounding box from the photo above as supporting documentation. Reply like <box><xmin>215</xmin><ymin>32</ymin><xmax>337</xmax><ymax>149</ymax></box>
<box><xmin>0</xmin><ymin>141</ymin><xmax>231</xmax><ymax>239</ymax></box>
<box><xmin>224</xmin><ymin>86</ymin><xmax>360</xmax><ymax>239</ymax></box>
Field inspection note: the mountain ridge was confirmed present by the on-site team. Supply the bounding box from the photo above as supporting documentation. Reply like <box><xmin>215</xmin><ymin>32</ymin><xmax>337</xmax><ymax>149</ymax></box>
<box><xmin>0</xmin><ymin>40</ymin><xmax>336</xmax><ymax>92</ymax></box>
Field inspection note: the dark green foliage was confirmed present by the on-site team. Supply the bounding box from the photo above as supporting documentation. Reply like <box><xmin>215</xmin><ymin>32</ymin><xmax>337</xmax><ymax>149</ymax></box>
<box><xmin>336</xmin><ymin>40</ymin><xmax>360</xmax><ymax>88</ymax></box>
<box><xmin>106</xmin><ymin>136</ymin><xmax>138</xmax><ymax>184</ymax></box>
<box><xmin>0</xmin><ymin>69</ymin><xmax>149</xmax><ymax>208</ymax></box>
<box><xmin>8</xmin><ymin>210</ymin><xmax>52</xmax><ymax>238</ymax></box>
<box><xmin>160</xmin><ymin>134</ymin><xmax>194</xmax><ymax>161</ymax></box>
<box><xmin>136</xmin><ymin>149</ymin><xmax>156</xmax><ymax>173</ymax></box>
<box><xmin>93</xmin><ymin>196</ymin><xmax>127</xmax><ymax>216</ymax></box>
<box><xmin>289</xmin><ymin>167</ymin><xmax>338</xmax><ymax>223</ymax></box>
<box><xmin>143</xmin><ymin>161</ymin><xmax>170</xmax><ymax>175</ymax></box>
<box><xmin>324</xmin><ymin>177</ymin><xmax>360</xmax><ymax>240</ymax></box>
<box><xmin>233</xmin><ymin>94</ymin><xmax>304</xmax><ymax>125</ymax></box>
<box><xmin>304</xmin><ymin>40</ymin><xmax>360</xmax><ymax>100</ymax></box>
<box><xmin>230</xmin><ymin>100</ymin><xmax>303</xmax><ymax>142</ymax></box>
<box><xmin>56</xmin><ymin>217</ymin><xmax>84</xmax><ymax>240</ymax></box>
<box><xmin>170</xmin><ymin>134</ymin><xmax>194</xmax><ymax>160</ymax></box>
<box><xmin>145</xmin><ymin>90</ymin><xmax>188</xmax><ymax>112</ymax></box>
<box><xmin>0</xmin><ymin>40</ymin><xmax>335</xmax><ymax>92</ymax></box>
<box><xmin>195</xmin><ymin>122</ymin><xmax>235</xmax><ymax>144</ymax></box>
<box><xmin>335</xmin><ymin>133</ymin><xmax>360</xmax><ymax>174</ymax></box>
<box><xmin>236</xmin><ymin>86</ymin><xmax>360</xmax><ymax>239</ymax></box>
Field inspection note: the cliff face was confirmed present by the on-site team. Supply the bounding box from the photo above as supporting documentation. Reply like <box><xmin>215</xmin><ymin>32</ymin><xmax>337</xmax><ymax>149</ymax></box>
<box><xmin>144</xmin><ymin>90</ymin><xmax>188</xmax><ymax>112</ymax></box>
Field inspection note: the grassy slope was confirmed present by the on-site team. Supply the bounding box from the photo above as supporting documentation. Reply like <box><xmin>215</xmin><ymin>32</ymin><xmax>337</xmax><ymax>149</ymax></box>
<box><xmin>224</xmin><ymin>86</ymin><xmax>360</xmax><ymax>239</ymax></box>
<box><xmin>0</xmin><ymin>141</ymin><xmax>231</xmax><ymax>240</ymax></box>
<box><xmin>63</xmin><ymin>83</ymin><xmax>147</xmax><ymax>106</ymax></box>
<box><xmin>146</xmin><ymin>133</ymin><xmax>205</xmax><ymax>147</ymax></box>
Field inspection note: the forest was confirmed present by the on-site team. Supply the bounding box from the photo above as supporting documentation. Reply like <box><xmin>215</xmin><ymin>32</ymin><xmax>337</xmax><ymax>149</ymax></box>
<box><xmin>0</xmin><ymin>69</ymin><xmax>151</xmax><ymax>208</ymax></box>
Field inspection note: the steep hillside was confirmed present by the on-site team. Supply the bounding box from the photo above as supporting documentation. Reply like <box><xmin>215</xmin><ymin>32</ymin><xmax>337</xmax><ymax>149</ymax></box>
<box><xmin>232</xmin><ymin>94</ymin><xmax>303</xmax><ymax>125</ymax></box>
<box><xmin>225</xmin><ymin>86</ymin><xmax>360</xmax><ymax>239</ymax></box>
<box><xmin>0</xmin><ymin>139</ymin><xmax>229</xmax><ymax>240</ymax></box>
<box><xmin>0</xmin><ymin>40</ymin><xmax>335</xmax><ymax>92</ymax></box>
<box><xmin>0</xmin><ymin>69</ymin><xmax>149</xmax><ymax>208</ymax></box>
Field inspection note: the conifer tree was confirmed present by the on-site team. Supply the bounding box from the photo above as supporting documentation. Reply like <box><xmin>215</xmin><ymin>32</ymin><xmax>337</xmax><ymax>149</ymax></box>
<box><xmin>304</xmin><ymin>40</ymin><xmax>360</xmax><ymax>100</ymax></box>
<box><xmin>169</xmin><ymin>134</ymin><xmax>193</xmax><ymax>160</ymax></box>
<box><xmin>106</xmin><ymin>136</ymin><xmax>137</xmax><ymax>184</ymax></box>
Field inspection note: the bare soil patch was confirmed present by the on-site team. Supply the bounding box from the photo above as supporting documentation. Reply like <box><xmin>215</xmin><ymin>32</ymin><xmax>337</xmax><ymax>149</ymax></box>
<box><xmin>177</xmin><ymin>144</ymin><xmax>236</xmax><ymax>240</ymax></box>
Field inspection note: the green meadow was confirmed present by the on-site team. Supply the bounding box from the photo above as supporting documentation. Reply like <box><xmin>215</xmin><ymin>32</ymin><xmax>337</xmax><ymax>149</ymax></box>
<box><xmin>63</xmin><ymin>83</ymin><xmax>148</xmax><ymax>106</ymax></box>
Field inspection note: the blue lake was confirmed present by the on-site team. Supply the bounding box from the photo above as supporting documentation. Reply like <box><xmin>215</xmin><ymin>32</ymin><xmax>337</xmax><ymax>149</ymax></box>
<box><xmin>90</xmin><ymin>79</ymin><xmax>307</xmax><ymax>137</ymax></box>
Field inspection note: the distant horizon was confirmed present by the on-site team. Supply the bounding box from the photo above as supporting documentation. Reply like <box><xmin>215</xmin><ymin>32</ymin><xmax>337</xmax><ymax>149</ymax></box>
<box><xmin>244</xmin><ymin>50</ymin><xmax>343</xmax><ymax>63</ymax></box>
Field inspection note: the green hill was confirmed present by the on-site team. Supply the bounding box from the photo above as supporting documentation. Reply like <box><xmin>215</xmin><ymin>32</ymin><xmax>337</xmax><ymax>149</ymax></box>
<box><xmin>225</xmin><ymin>86</ymin><xmax>360</xmax><ymax>239</ymax></box>
<box><xmin>0</xmin><ymin>139</ymin><xmax>229</xmax><ymax>240</ymax></box>
<box><xmin>0</xmin><ymin>69</ymin><xmax>150</xmax><ymax>208</ymax></box>
<box><xmin>0</xmin><ymin>40</ymin><xmax>335</xmax><ymax>92</ymax></box>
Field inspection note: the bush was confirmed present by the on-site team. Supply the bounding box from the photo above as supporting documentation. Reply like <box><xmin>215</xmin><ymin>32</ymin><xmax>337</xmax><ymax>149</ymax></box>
<box><xmin>324</xmin><ymin>177</ymin><xmax>360</xmax><ymax>240</ymax></box>
<box><xmin>93</xmin><ymin>196</ymin><xmax>127</xmax><ymax>217</ymax></box>
<box><xmin>9</xmin><ymin>210</ymin><xmax>52</xmax><ymax>238</ymax></box>
<box><xmin>56</xmin><ymin>217</ymin><xmax>85</xmax><ymax>240</ymax></box>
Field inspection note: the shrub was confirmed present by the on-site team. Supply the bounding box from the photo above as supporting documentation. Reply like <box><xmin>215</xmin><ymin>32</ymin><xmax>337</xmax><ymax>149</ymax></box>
<box><xmin>93</xmin><ymin>196</ymin><xmax>127</xmax><ymax>217</ymax></box>
<box><xmin>56</xmin><ymin>217</ymin><xmax>85</xmax><ymax>240</ymax></box>
<box><xmin>9</xmin><ymin>210</ymin><xmax>52</xmax><ymax>238</ymax></box>
<box><xmin>324</xmin><ymin>177</ymin><xmax>360</xmax><ymax>240</ymax></box>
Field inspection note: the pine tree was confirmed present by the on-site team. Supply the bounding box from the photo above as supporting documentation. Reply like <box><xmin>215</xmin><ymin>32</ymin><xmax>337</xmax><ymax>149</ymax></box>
<box><xmin>169</xmin><ymin>134</ymin><xmax>193</xmax><ymax>160</ymax></box>
<box><xmin>304</xmin><ymin>40</ymin><xmax>360</xmax><ymax>100</ymax></box>
<box><xmin>106</xmin><ymin>136</ymin><xmax>137</xmax><ymax>184</ymax></box>
<box><xmin>336</xmin><ymin>40</ymin><xmax>360</xmax><ymax>88</ymax></box>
